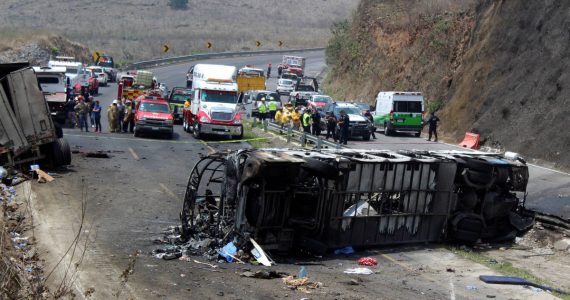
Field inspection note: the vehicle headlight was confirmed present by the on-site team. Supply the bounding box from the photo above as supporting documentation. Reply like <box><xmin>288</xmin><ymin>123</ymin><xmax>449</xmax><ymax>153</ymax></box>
<box><xmin>233</xmin><ymin>119</ymin><xmax>242</xmax><ymax>125</ymax></box>
<box><xmin>200</xmin><ymin>116</ymin><xmax>210</xmax><ymax>123</ymax></box>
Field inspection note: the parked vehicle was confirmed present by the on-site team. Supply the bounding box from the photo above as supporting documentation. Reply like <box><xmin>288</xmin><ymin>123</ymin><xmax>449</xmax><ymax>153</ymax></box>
<box><xmin>276</xmin><ymin>78</ymin><xmax>295</xmax><ymax>95</ymax></box>
<box><xmin>168</xmin><ymin>87</ymin><xmax>192</xmax><ymax>124</ymax></box>
<box><xmin>48</xmin><ymin>56</ymin><xmax>82</xmax><ymax>87</ymax></box>
<box><xmin>117</xmin><ymin>70</ymin><xmax>154</xmax><ymax>101</ymax></box>
<box><xmin>32</xmin><ymin>66</ymin><xmax>68</xmax><ymax>123</ymax></box>
<box><xmin>1</xmin><ymin>63</ymin><xmax>71</xmax><ymax>170</ymax></box>
<box><xmin>353</xmin><ymin>102</ymin><xmax>371</xmax><ymax>114</ymax></box>
<box><xmin>243</xmin><ymin>90</ymin><xmax>280</xmax><ymax>118</ymax></box>
<box><xmin>373</xmin><ymin>91</ymin><xmax>424</xmax><ymax>137</ymax></box>
<box><xmin>237</xmin><ymin>66</ymin><xmax>266</xmax><ymax>93</ymax></box>
<box><xmin>133</xmin><ymin>93</ymin><xmax>174</xmax><ymax>139</ymax></box>
<box><xmin>280</xmin><ymin>72</ymin><xmax>298</xmax><ymax>82</ymax></box>
<box><xmin>308</xmin><ymin>95</ymin><xmax>333</xmax><ymax>111</ymax></box>
<box><xmin>96</xmin><ymin>55</ymin><xmax>117</xmax><ymax>82</ymax></box>
<box><xmin>87</xmin><ymin>66</ymin><xmax>108</xmax><ymax>86</ymax></box>
<box><xmin>322</xmin><ymin>102</ymin><xmax>371</xmax><ymax>140</ymax></box>
<box><xmin>290</xmin><ymin>91</ymin><xmax>318</xmax><ymax>107</ymax></box>
<box><xmin>86</xmin><ymin>69</ymin><xmax>100</xmax><ymax>94</ymax></box>
<box><xmin>183</xmin><ymin>64</ymin><xmax>243</xmax><ymax>139</ymax></box>
<box><xmin>279</xmin><ymin>55</ymin><xmax>306</xmax><ymax>77</ymax></box>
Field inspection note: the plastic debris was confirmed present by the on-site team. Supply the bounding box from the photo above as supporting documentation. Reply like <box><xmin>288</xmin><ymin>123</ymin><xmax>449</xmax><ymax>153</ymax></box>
<box><xmin>357</xmin><ymin>257</ymin><xmax>378</xmax><ymax>266</ymax></box>
<box><xmin>344</xmin><ymin>267</ymin><xmax>374</xmax><ymax>275</ymax></box>
<box><xmin>334</xmin><ymin>246</ymin><xmax>355</xmax><ymax>255</ymax></box>
<box><xmin>219</xmin><ymin>242</ymin><xmax>238</xmax><ymax>263</ymax></box>
<box><xmin>240</xmin><ymin>270</ymin><xmax>286</xmax><ymax>279</ymax></box>
<box><xmin>298</xmin><ymin>266</ymin><xmax>308</xmax><ymax>279</ymax></box>
<box><xmin>250</xmin><ymin>238</ymin><xmax>273</xmax><ymax>266</ymax></box>
<box><xmin>466</xmin><ymin>285</ymin><xmax>478</xmax><ymax>291</ymax></box>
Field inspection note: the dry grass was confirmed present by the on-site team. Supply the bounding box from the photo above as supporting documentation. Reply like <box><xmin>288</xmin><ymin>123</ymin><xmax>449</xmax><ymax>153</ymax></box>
<box><xmin>0</xmin><ymin>0</ymin><xmax>357</xmax><ymax>62</ymax></box>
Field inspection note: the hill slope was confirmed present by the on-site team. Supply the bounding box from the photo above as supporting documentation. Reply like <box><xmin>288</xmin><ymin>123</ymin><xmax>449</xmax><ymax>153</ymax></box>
<box><xmin>324</xmin><ymin>0</ymin><xmax>570</xmax><ymax>169</ymax></box>
<box><xmin>0</xmin><ymin>0</ymin><xmax>356</xmax><ymax>63</ymax></box>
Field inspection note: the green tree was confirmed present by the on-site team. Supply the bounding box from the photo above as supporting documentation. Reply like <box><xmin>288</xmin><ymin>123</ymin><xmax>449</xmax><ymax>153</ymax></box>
<box><xmin>169</xmin><ymin>0</ymin><xmax>188</xmax><ymax>10</ymax></box>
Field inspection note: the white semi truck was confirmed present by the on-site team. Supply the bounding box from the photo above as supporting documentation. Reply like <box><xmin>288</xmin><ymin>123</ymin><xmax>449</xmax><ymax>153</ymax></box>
<box><xmin>184</xmin><ymin>64</ymin><xmax>243</xmax><ymax>139</ymax></box>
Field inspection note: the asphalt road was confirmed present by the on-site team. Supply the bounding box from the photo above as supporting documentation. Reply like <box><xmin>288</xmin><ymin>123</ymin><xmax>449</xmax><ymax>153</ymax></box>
<box><xmin>34</xmin><ymin>49</ymin><xmax>569</xmax><ymax>299</ymax></box>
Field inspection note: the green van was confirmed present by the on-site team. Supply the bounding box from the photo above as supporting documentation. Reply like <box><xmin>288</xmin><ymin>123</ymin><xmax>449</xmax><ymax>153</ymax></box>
<box><xmin>372</xmin><ymin>91</ymin><xmax>424</xmax><ymax>137</ymax></box>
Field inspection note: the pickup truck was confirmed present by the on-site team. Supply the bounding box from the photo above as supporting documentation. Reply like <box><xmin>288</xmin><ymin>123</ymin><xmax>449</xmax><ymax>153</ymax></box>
<box><xmin>321</xmin><ymin>102</ymin><xmax>372</xmax><ymax>141</ymax></box>
<box><xmin>168</xmin><ymin>87</ymin><xmax>192</xmax><ymax>124</ymax></box>
<box><xmin>134</xmin><ymin>94</ymin><xmax>174</xmax><ymax>139</ymax></box>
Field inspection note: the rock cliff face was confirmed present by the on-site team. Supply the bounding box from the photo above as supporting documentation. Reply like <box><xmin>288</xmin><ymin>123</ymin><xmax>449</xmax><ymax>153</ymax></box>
<box><xmin>325</xmin><ymin>0</ymin><xmax>570</xmax><ymax>169</ymax></box>
<box><xmin>0</xmin><ymin>34</ymin><xmax>90</xmax><ymax>65</ymax></box>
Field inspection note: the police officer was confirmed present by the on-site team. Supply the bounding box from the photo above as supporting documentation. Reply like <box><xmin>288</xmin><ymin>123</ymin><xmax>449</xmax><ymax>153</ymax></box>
<box><xmin>426</xmin><ymin>112</ymin><xmax>440</xmax><ymax>142</ymax></box>
<box><xmin>364</xmin><ymin>110</ymin><xmax>376</xmax><ymax>139</ymax></box>
<box><xmin>268</xmin><ymin>96</ymin><xmax>278</xmax><ymax>120</ymax></box>
<box><xmin>257</xmin><ymin>98</ymin><xmax>268</xmax><ymax>126</ymax></box>
<box><xmin>338</xmin><ymin>110</ymin><xmax>350</xmax><ymax>145</ymax></box>
<box><xmin>302</xmin><ymin>109</ymin><xmax>312</xmax><ymax>133</ymax></box>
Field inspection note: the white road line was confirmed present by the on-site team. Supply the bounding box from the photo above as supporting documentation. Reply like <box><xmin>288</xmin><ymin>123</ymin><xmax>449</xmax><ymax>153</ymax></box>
<box><xmin>128</xmin><ymin>147</ymin><xmax>139</xmax><ymax>160</ymax></box>
<box><xmin>159</xmin><ymin>183</ymin><xmax>180</xmax><ymax>201</ymax></box>
<box><xmin>449</xmin><ymin>277</ymin><xmax>456</xmax><ymax>300</ymax></box>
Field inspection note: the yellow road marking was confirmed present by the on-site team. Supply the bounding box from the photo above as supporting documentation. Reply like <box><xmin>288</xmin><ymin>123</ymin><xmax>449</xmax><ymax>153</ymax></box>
<box><xmin>128</xmin><ymin>147</ymin><xmax>139</xmax><ymax>160</ymax></box>
<box><xmin>159</xmin><ymin>183</ymin><xmax>180</xmax><ymax>202</ymax></box>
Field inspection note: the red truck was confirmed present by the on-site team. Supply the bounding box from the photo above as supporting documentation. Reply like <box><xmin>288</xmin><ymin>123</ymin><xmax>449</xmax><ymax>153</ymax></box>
<box><xmin>133</xmin><ymin>93</ymin><xmax>174</xmax><ymax>139</ymax></box>
<box><xmin>279</xmin><ymin>55</ymin><xmax>306</xmax><ymax>77</ymax></box>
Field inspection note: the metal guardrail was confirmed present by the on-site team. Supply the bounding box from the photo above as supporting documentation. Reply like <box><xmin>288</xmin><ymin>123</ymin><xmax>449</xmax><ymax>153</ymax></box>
<box><xmin>125</xmin><ymin>48</ymin><xmax>325</xmax><ymax>70</ymax></box>
<box><xmin>264</xmin><ymin>121</ymin><xmax>342</xmax><ymax>150</ymax></box>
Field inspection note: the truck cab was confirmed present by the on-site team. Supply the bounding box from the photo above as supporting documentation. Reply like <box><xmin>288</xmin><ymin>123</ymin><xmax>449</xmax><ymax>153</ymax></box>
<box><xmin>133</xmin><ymin>94</ymin><xmax>174</xmax><ymax>139</ymax></box>
<box><xmin>186</xmin><ymin>64</ymin><xmax>243</xmax><ymax>139</ymax></box>
<box><xmin>280</xmin><ymin>55</ymin><xmax>306</xmax><ymax>77</ymax></box>
<box><xmin>373</xmin><ymin>91</ymin><xmax>424</xmax><ymax>137</ymax></box>
<box><xmin>32</xmin><ymin>66</ymin><xmax>68</xmax><ymax>123</ymax></box>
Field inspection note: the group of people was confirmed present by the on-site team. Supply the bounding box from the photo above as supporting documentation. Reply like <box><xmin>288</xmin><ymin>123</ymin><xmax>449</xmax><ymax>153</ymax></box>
<box><xmin>267</xmin><ymin>101</ymin><xmax>351</xmax><ymax>145</ymax></box>
<box><xmin>64</xmin><ymin>95</ymin><xmax>135</xmax><ymax>134</ymax></box>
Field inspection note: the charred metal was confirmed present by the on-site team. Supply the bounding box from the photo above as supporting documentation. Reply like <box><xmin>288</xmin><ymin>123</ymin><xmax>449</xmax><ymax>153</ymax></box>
<box><xmin>180</xmin><ymin>149</ymin><xmax>533</xmax><ymax>253</ymax></box>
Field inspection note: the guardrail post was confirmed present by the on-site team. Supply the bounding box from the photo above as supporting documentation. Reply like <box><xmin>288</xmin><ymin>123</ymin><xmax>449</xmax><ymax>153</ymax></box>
<box><xmin>263</xmin><ymin>120</ymin><xmax>268</xmax><ymax>132</ymax></box>
<box><xmin>317</xmin><ymin>137</ymin><xmax>322</xmax><ymax>150</ymax></box>
<box><xmin>287</xmin><ymin>126</ymin><xmax>292</xmax><ymax>143</ymax></box>
<box><xmin>301</xmin><ymin>132</ymin><xmax>306</xmax><ymax>146</ymax></box>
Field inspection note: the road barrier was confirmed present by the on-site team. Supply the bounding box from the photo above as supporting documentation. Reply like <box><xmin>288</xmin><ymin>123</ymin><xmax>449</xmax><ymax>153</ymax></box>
<box><xmin>459</xmin><ymin>132</ymin><xmax>481</xmax><ymax>149</ymax></box>
<box><xmin>266</xmin><ymin>121</ymin><xmax>342</xmax><ymax>150</ymax></box>
<box><xmin>125</xmin><ymin>48</ymin><xmax>325</xmax><ymax>70</ymax></box>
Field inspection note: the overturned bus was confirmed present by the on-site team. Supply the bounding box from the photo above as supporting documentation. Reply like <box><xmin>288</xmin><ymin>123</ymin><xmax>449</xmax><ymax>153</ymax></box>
<box><xmin>180</xmin><ymin>149</ymin><xmax>532</xmax><ymax>253</ymax></box>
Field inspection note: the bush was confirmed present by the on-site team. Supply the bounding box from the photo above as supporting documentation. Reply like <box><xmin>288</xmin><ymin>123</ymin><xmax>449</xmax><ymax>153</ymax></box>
<box><xmin>169</xmin><ymin>0</ymin><xmax>188</xmax><ymax>10</ymax></box>
<box><xmin>427</xmin><ymin>99</ymin><xmax>443</xmax><ymax>113</ymax></box>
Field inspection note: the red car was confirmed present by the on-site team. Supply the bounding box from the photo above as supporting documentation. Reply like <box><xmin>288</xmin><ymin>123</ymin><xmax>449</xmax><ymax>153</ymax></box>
<box><xmin>86</xmin><ymin>69</ymin><xmax>99</xmax><ymax>95</ymax></box>
<box><xmin>134</xmin><ymin>94</ymin><xmax>174</xmax><ymax>139</ymax></box>
<box><xmin>308</xmin><ymin>95</ymin><xmax>333</xmax><ymax>111</ymax></box>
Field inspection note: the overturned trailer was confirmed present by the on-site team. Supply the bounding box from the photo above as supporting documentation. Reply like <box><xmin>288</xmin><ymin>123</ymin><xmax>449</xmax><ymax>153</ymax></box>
<box><xmin>180</xmin><ymin>149</ymin><xmax>532</xmax><ymax>253</ymax></box>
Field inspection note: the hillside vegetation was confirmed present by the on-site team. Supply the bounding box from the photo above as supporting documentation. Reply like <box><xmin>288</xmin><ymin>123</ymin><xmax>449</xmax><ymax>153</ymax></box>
<box><xmin>0</xmin><ymin>0</ymin><xmax>357</xmax><ymax>63</ymax></box>
<box><xmin>325</xmin><ymin>0</ymin><xmax>570</xmax><ymax>169</ymax></box>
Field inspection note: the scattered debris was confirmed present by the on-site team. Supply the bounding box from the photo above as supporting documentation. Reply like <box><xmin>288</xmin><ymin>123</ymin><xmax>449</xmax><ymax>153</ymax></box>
<box><xmin>466</xmin><ymin>285</ymin><xmax>478</xmax><ymax>291</ymax></box>
<box><xmin>357</xmin><ymin>257</ymin><xmax>378</xmax><ymax>266</ymax></box>
<box><xmin>334</xmin><ymin>246</ymin><xmax>355</xmax><ymax>255</ymax></box>
<box><xmin>240</xmin><ymin>270</ymin><xmax>287</xmax><ymax>279</ymax></box>
<box><xmin>343</xmin><ymin>268</ymin><xmax>374</xmax><ymax>275</ymax></box>
<box><xmin>36</xmin><ymin>169</ymin><xmax>55</xmax><ymax>183</ymax></box>
<box><xmin>479</xmin><ymin>275</ymin><xmax>569</xmax><ymax>295</ymax></box>
<box><xmin>282</xmin><ymin>275</ymin><xmax>323</xmax><ymax>292</ymax></box>
<box><xmin>219</xmin><ymin>242</ymin><xmax>238</xmax><ymax>263</ymax></box>
<box><xmin>192</xmin><ymin>260</ymin><xmax>218</xmax><ymax>269</ymax></box>
<box><xmin>446</xmin><ymin>268</ymin><xmax>456</xmax><ymax>273</ymax></box>
<box><xmin>298</xmin><ymin>266</ymin><xmax>308</xmax><ymax>279</ymax></box>
<box><xmin>81</xmin><ymin>151</ymin><xmax>111</xmax><ymax>158</ymax></box>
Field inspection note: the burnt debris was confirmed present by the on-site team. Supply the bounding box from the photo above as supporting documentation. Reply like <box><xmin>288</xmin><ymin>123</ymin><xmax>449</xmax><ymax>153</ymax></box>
<box><xmin>159</xmin><ymin>148</ymin><xmax>533</xmax><ymax>259</ymax></box>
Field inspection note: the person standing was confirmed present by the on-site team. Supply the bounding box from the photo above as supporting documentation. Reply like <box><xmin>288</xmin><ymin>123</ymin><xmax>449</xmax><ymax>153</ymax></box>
<box><xmin>257</xmin><ymin>98</ymin><xmax>267</xmax><ymax>127</ymax></box>
<box><xmin>426</xmin><ymin>112</ymin><xmax>440</xmax><ymax>142</ymax></box>
<box><xmin>123</xmin><ymin>100</ymin><xmax>135</xmax><ymax>133</ymax></box>
<box><xmin>65</xmin><ymin>97</ymin><xmax>77</xmax><ymax>128</ymax></box>
<box><xmin>74</xmin><ymin>97</ymin><xmax>89</xmax><ymax>132</ymax></box>
<box><xmin>302</xmin><ymin>109</ymin><xmax>312</xmax><ymax>134</ymax></box>
<box><xmin>363</xmin><ymin>110</ymin><xmax>377</xmax><ymax>139</ymax></box>
<box><xmin>117</xmin><ymin>99</ymin><xmax>125</xmax><ymax>132</ymax></box>
<box><xmin>338</xmin><ymin>110</ymin><xmax>350</xmax><ymax>145</ymax></box>
<box><xmin>311</xmin><ymin>110</ymin><xmax>322</xmax><ymax>136</ymax></box>
<box><xmin>107</xmin><ymin>102</ymin><xmax>119</xmax><ymax>133</ymax></box>
<box><xmin>92</xmin><ymin>100</ymin><xmax>102</xmax><ymax>132</ymax></box>
<box><xmin>267</xmin><ymin>63</ymin><xmax>272</xmax><ymax>78</ymax></box>
<box><xmin>268</xmin><ymin>96</ymin><xmax>278</xmax><ymax>120</ymax></box>
<box><xmin>291</xmin><ymin>108</ymin><xmax>301</xmax><ymax>130</ymax></box>
<box><xmin>325</xmin><ymin>112</ymin><xmax>338</xmax><ymax>142</ymax></box>
<box><xmin>277</xmin><ymin>65</ymin><xmax>283</xmax><ymax>77</ymax></box>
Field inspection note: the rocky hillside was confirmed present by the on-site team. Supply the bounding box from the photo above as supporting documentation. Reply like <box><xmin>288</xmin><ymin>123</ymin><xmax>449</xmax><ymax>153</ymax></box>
<box><xmin>0</xmin><ymin>31</ymin><xmax>90</xmax><ymax>65</ymax></box>
<box><xmin>325</xmin><ymin>0</ymin><xmax>570</xmax><ymax>170</ymax></box>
